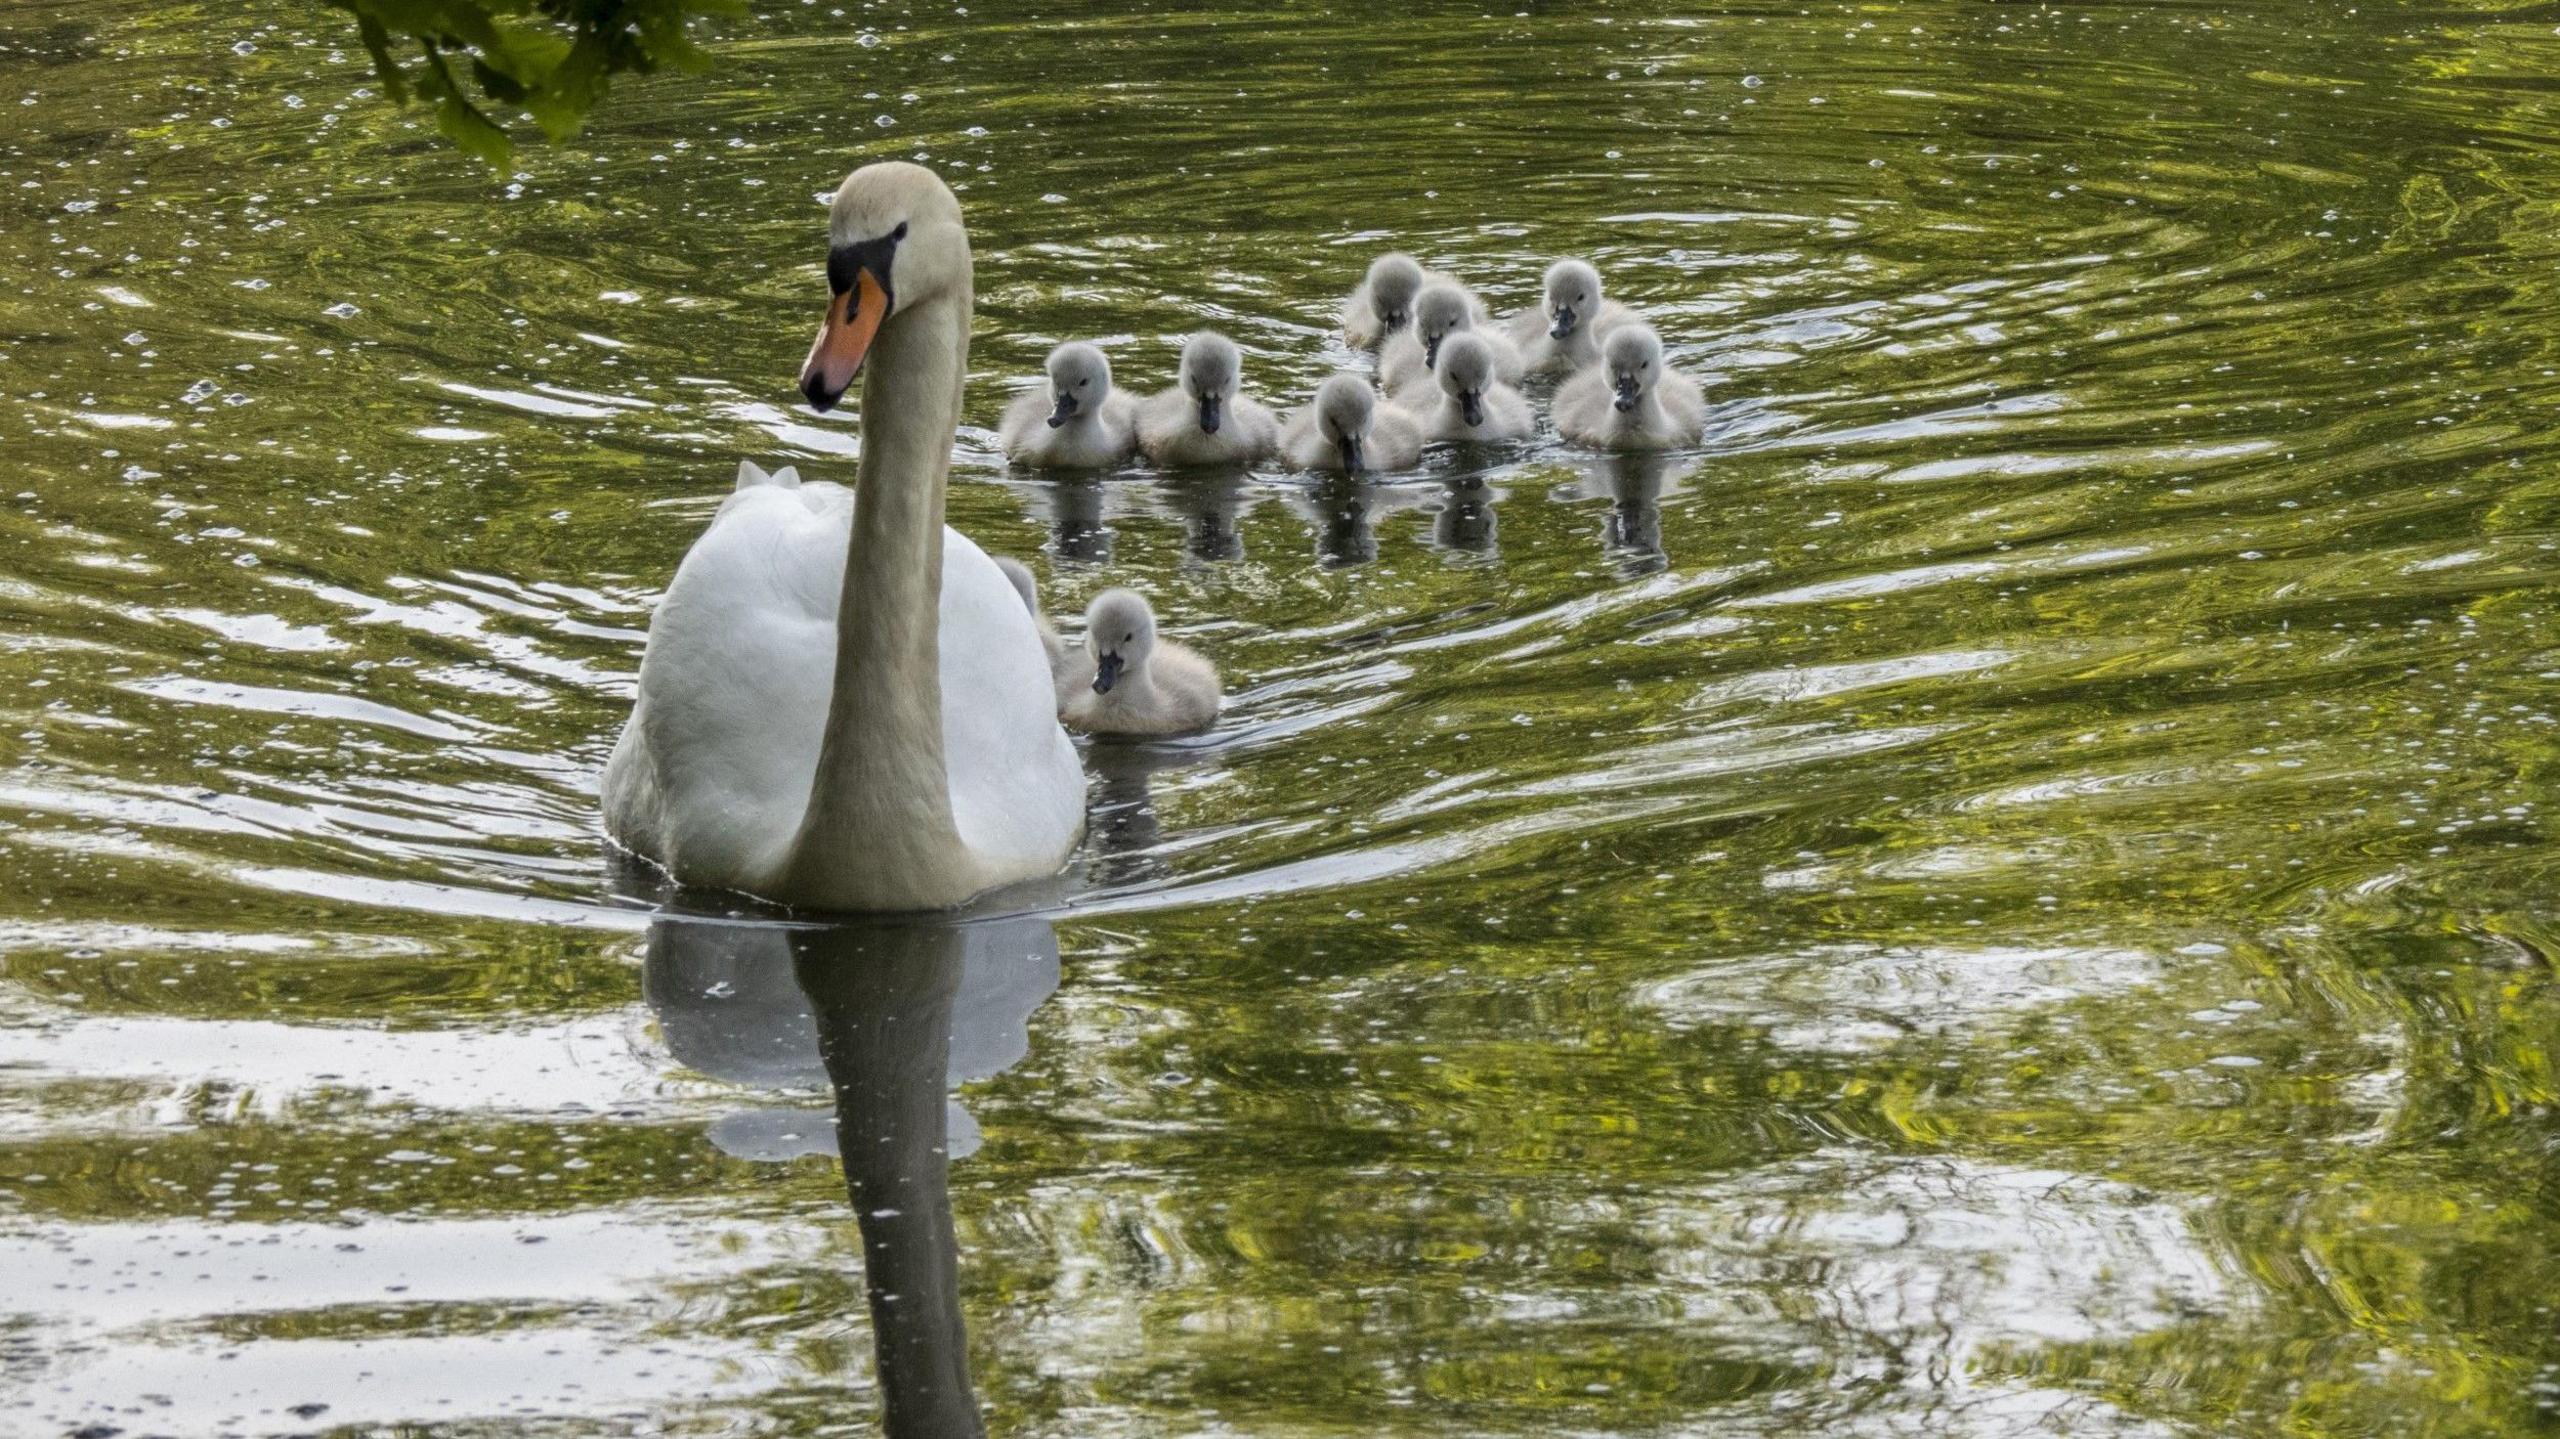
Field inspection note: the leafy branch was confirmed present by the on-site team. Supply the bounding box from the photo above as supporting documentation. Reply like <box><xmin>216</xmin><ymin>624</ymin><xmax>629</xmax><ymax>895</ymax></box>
<box><xmin>326</xmin><ymin>0</ymin><xmax>745</xmax><ymax>165</ymax></box>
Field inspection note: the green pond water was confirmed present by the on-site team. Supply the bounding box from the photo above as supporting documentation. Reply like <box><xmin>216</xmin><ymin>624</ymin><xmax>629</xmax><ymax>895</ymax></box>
<box><xmin>4</xmin><ymin>1</ymin><xmax>2560</xmax><ymax>1434</ymax></box>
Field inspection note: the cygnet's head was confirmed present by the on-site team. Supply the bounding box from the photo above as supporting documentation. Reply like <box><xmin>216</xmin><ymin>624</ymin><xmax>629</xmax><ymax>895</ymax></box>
<box><xmin>1312</xmin><ymin>374</ymin><xmax>1377</xmax><ymax>472</ymax></box>
<box><xmin>1364</xmin><ymin>253</ymin><xmax>1427</xmax><ymax>334</ymax></box>
<box><xmin>1543</xmin><ymin>259</ymin><xmax>1604</xmax><ymax>340</ymax></box>
<box><xmin>1178</xmin><ymin>331</ymin><xmax>1243</xmax><ymax>434</ymax></box>
<box><xmin>994</xmin><ymin>555</ymin><xmax>1041</xmax><ymax>616</ymax></box>
<box><xmin>1083</xmin><ymin>588</ymin><xmax>1159</xmax><ymax>695</ymax></box>
<box><xmin>1602</xmin><ymin>325</ymin><xmax>1665</xmax><ymax>412</ymax></box>
<box><xmin>1436</xmin><ymin>332</ymin><xmax>1497</xmax><ymax>428</ymax></box>
<box><xmin>1043</xmin><ymin>342</ymin><xmax>1113</xmax><ymax>428</ymax></box>
<box><xmin>1411</xmin><ymin>283</ymin><xmax>1477</xmax><ymax>369</ymax></box>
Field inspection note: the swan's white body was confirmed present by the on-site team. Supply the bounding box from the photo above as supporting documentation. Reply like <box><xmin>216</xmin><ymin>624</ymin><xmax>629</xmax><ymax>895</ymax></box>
<box><xmin>604</xmin><ymin>164</ymin><xmax>1084</xmax><ymax>911</ymax></box>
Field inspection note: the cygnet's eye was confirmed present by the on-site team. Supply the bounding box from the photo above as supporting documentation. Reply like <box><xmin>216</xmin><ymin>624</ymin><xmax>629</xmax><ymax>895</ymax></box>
<box><xmin>1079</xmin><ymin>378</ymin><xmax>1091</xmax><ymax>388</ymax></box>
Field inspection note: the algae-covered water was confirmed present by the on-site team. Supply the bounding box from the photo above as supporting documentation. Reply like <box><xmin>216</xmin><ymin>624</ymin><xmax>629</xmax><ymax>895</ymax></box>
<box><xmin>4</xmin><ymin>2</ymin><xmax>2560</xmax><ymax>1434</ymax></box>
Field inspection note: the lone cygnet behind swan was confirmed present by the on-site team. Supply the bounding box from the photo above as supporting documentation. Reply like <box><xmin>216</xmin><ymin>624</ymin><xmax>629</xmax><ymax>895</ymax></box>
<box><xmin>603</xmin><ymin>162</ymin><xmax>1084</xmax><ymax>911</ymax></box>
<box><xmin>1554</xmin><ymin>325</ymin><xmax>1707</xmax><ymax>450</ymax></box>
<box><xmin>1137</xmin><ymin>331</ymin><xmax>1280</xmax><ymax>466</ymax></box>
<box><xmin>1380</xmin><ymin>282</ymin><xmax>1525</xmax><ymax>402</ymax></box>
<box><xmin>1282</xmin><ymin>373</ymin><xmax>1424</xmax><ymax>473</ymax></box>
<box><xmin>1505</xmin><ymin>259</ymin><xmax>1636</xmax><ymax>375</ymax></box>
<box><xmin>994</xmin><ymin>554</ymin><xmax>1075</xmax><ymax>702</ymax></box>
<box><xmin>1000</xmin><ymin>341</ymin><xmax>1139</xmax><ymax>468</ymax></box>
<box><xmin>1412</xmin><ymin>332</ymin><xmax>1535</xmax><ymax>442</ymax></box>
<box><xmin>1060</xmin><ymin>588</ymin><xmax>1222</xmax><ymax>736</ymax></box>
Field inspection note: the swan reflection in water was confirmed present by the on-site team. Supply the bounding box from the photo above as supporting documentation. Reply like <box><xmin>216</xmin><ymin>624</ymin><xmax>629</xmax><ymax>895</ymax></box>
<box><xmin>646</xmin><ymin>905</ymin><xmax>1061</xmax><ymax>1439</ymax></box>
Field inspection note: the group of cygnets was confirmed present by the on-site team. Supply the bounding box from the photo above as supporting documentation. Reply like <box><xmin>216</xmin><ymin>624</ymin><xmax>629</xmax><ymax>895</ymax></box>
<box><xmin>999</xmin><ymin>252</ymin><xmax>1704</xmax><ymax>740</ymax></box>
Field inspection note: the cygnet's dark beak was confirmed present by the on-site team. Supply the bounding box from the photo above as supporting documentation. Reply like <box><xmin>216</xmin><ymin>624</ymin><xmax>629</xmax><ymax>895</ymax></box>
<box><xmin>1091</xmin><ymin>651</ymin><xmax>1124</xmax><ymax>694</ymax></box>
<box><xmin>1423</xmin><ymin>334</ymin><xmax>1442</xmax><ymax>370</ymax></box>
<box><xmin>1613</xmin><ymin>374</ymin><xmax>1641</xmax><ymax>413</ymax></box>
<box><xmin>1382</xmin><ymin>305</ymin><xmax>1410</xmax><ymax>332</ymax></box>
<box><xmin>1047</xmin><ymin>389</ymin><xmax>1079</xmax><ymax>429</ymax></box>
<box><xmin>1197</xmin><ymin>392</ymin><xmax>1222</xmax><ymax>434</ymax></box>
<box><xmin>1459</xmin><ymin>389</ymin><xmax>1485</xmax><ymax>428</ymax></box>
<box><xmin>1337</xmin><ymin>428</ymin><xmax>1365</xmax><ymax>473</ymax></box>
<box><xmin>1549</xmin><ymin>303</ymin><xmax>1578</xmax><ymax>341</ymax></box>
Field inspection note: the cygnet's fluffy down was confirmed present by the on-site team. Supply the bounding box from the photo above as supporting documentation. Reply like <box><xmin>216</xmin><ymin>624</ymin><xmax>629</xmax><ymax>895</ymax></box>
<box><xmin>1339</xmin><ymin>252</ymin><xmax>1487</xmax><ymax>349</ymax></box>
<box><xmin>993</xmin><ymin>554</ymin><xmax>1077</xmax><ymax>705</ymax></box>
<box><xmin>1136</xmin><ymin>331</ymin><xmax>1280</xmax><ymax>467</ymax></box>
<box><xmin>1504</xmin><ymin>259</ymin><xmax>1638</xmax><ymax>375</ymax></box>
<box><xmin>1379</xmin><ymin>282</ymin><xmax>1525</xmax><ymax>402</ymax></box>
<box><xmin>1410</xmin><ymin>332</ymin><xmax>1535</xmax><ymax>443</ymax></box>
<box><xmin>1060</xmin><ymin>588</ymin><xmax>1222</xmax><ymax>736</ymax></box>
<box><xmin>1553</xmin><ymin>325</ymin><xmax>1707</xmax><ymax>450</ymax></box>
<box><xmin>1000</xmin><ymin>341</ymin><xmax>1139</xmax><ymax>468</ymax></box>
<box><xmin>1282</xmin><ymin>373</ymin><xmax>1425</xmax><ymax>474</ymax></box>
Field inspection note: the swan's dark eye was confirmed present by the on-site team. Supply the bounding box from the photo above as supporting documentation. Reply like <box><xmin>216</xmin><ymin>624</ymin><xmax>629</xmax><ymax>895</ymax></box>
<box><xmin>891</xmin><ymin>222</ymin><xmax>908</xmax><ymax>241</ymax></box>
<box><xmin>1079</xmin><ymin>378</ymin><xmax>1091</xmax><ymax>388</ymax></box>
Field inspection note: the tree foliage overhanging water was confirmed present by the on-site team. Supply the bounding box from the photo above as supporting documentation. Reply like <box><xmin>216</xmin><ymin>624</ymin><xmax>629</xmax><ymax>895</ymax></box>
<box><xmin>2</xmin><ymin>1</ymin><xmax>2559</xmax><ymax>1435</ymax></box>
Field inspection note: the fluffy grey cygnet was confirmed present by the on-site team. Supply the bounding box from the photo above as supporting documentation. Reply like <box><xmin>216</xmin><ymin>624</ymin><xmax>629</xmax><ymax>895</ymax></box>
<box><xmin>1379</xmin><ymin>282</ymin><xmax>1525</xmax><ymax>402</ymax></box>
<box><xmin>1505</xmin><ymin>258</ymin><xmax>1638</xmax><ymax>375</ymax></box>
<box><xmin>1553</xmin><ymin>325</ymin><xmax>1707</xmax><ymax>450</ymax></box>
<box><xmin>1000</xmin><ymin>341</ymin><xmax>1139</xmax><ymax>468</ymax></box>
<box><xmin>1339</xmin><ymin>252</ymin><xmax>1484</xmax><ymax>349</ymax></box>
<box><xmin>993</xmin><ymin>555</ymin><xmax>1077</xmax><ymax>707</ymax></box>
<box><xmin>1136</xmin><ymin>331</ymin><xmax>1280</xmax><ymax>466</ymax></box>
<box><xmin>1281</xmin><ymin>374</ymin><xmax>1425</xmax><ymax>473</ymax></box>
<box><xmin>1411</xmin><ymin>332</ymin><xmax>1534</xmax><ymax>443</ymax></box>
<box><xmin>1060</xmin><ymin>588</ymin><xmax>1223</xmax><ymax>736</ymax></box>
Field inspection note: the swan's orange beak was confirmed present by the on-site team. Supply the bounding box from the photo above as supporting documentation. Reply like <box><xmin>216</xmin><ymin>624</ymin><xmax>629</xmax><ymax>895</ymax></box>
<box><xmin>800</xmin><ymin>270</ymin><xmax>886</xmax><ymax>413</ymax></box>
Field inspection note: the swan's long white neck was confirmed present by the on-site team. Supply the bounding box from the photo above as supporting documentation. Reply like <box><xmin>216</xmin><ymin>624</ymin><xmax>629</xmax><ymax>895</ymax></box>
<box><xmin>784</xmin><ymin>266</ymin><xmax>978</xmax><ymax>909</ymax></box>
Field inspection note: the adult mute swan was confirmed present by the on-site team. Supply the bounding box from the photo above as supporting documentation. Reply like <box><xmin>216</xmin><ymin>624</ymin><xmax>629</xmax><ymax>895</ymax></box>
<box><xmin>602</xmin><ymin>163</ymin><xmax>1085</xmax><ymax>911</ymax></box>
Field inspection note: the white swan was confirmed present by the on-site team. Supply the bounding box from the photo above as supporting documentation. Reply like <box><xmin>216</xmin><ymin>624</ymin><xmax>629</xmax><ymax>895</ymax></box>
<box><xmin>602</xmin><ymin>163</ymin><xmax>1085</xmax><ymax>911</ymax></box>
<box><xmin>1059</xmin><ymin>589</ymin><xmax>1223</xmax><ymax>736</ymax></box>
<box><xmin>1504</xmin><ymin>259</ymin><xmax>1636</xmax><ymax>375</ymax></box>
<box><xmin>1281</xmin><ymin>373</ymin><xmax>1424</xmax><ymax>473</ymax></box>
<box><xmin>1553</xmin><ymin>325</ymin><xmax>1707</xmax><ymax>450</ymax></box>
<box><xmin>999</xmin><ymin>341</ymin><xmax>1138</xmax><ymax>468</ymax></box>
<box><xmin>1136</xmin><ymin>331</ymin><xmax>1280</xmax><ymax>467</ymax></box>
<box><xmin>1379</xmin><ymin>282</ymin><xmax>1525</xmax><ymax>401</ymax></box>
<box><xmin>1339</xmin><ymin>252</ymin><xmax>1483</xmax><ymax>348</ymax></box>
<box><xmin>1411</xmin><ymin>332</ymin><xmax>1534</xmax><ymax>442</ymax></box>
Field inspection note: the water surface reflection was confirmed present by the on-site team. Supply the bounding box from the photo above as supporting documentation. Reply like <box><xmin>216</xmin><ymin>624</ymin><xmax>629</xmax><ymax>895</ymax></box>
<box><xmin>649</xmin><ymin>905</ymin><xmax>1060</xmax><ymax>1438</ymax></box>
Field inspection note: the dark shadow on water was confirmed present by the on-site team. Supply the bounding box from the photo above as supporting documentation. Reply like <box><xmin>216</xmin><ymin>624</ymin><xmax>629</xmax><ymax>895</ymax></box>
<box><xmin>643</xmin><ymin>902</ymin><xmax>1060</xmax><ymax>1439</ymax></box>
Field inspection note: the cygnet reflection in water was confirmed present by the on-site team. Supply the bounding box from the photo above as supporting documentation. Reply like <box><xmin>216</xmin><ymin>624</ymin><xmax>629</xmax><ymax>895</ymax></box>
<box><xmin>1433</xmin><ymin>473</ymin><xmax>1501</xmax><ymax>557</ymax></box>
<box><xmin>644</xmin><ymin>908</ymin><xmax>1060</xmax><ymax>1439</ymax></box>
<box><xmin>1575</xmin><ymin>451</ymin><xmax>1678</xmax><ymax>575</ymax></box>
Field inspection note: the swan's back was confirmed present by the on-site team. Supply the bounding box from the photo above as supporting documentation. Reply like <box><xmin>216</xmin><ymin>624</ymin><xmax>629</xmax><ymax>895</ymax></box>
<box><xmin>604</xmin><ymin>483</ymin><xmax>1082</xmax><ymax>898</ymax></box>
